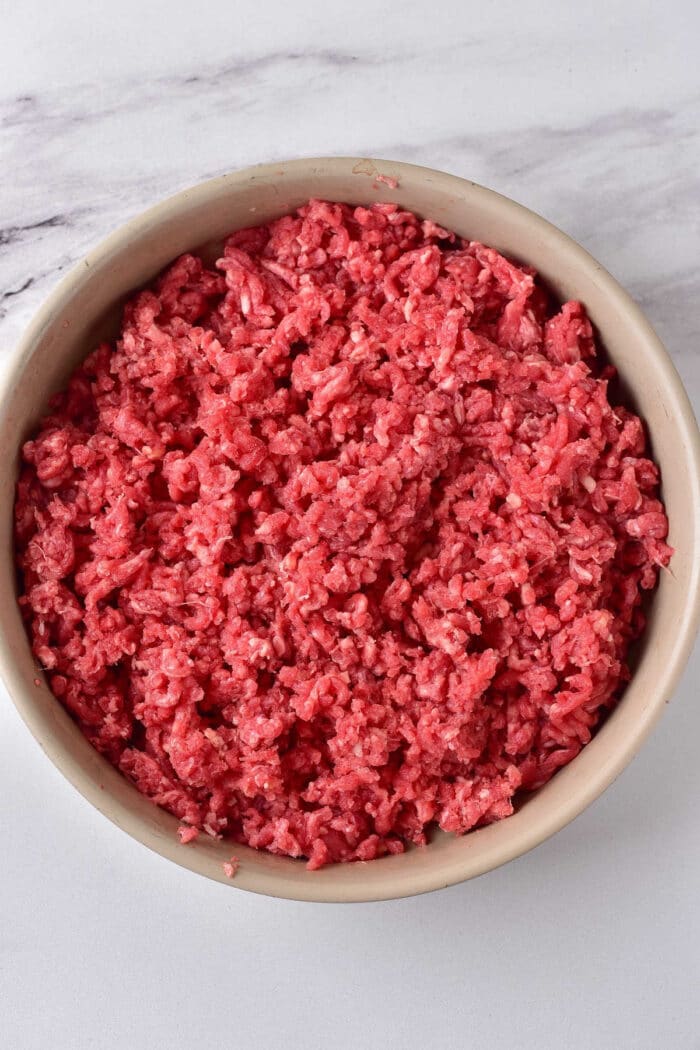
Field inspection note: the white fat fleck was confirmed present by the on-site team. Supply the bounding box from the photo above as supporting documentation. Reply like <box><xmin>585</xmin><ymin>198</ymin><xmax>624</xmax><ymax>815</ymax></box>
<box><xmin>581</xmin><ymin>475</ymin><xmax>597</xmax><ymax>492</ymax></box>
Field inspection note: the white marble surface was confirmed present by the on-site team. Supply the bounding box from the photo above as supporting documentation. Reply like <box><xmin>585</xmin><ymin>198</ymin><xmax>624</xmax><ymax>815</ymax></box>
<box><xmin>1</xmin><ymin>3</ymin><xmax>699</xmax><ymax>1048</ymax></box>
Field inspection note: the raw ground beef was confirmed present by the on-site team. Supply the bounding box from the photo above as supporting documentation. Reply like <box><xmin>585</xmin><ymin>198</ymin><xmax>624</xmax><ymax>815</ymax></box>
<box><xmin>223</xmin><ymin>856</ymin><xmax>240</xmax><ymax>879</ymax></box>
<box><xmin>15</xmin><ymin>200</ymin><xmax>672</xmax><ymax>869</ymax></box>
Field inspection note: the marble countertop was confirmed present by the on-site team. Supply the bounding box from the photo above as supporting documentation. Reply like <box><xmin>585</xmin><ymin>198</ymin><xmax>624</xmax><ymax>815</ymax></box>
<box><xmin>1</xmin><ymin>3</ymin><xmax>699</xmax><ymax>1049</ymax></box>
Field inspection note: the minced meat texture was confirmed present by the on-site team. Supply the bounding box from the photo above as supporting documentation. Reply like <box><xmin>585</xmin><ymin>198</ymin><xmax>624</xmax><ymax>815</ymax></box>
<box><xmin>14</xmin><ymin>200</ymin><xmax>672</xmax><ymax>869</ymax></box>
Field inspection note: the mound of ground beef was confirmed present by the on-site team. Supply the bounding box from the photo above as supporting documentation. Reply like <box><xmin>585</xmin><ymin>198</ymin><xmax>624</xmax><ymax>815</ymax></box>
<box><xmin>14</xmin><ymin>200</ymin><xmax>671</xmax><ymax>869</ymax></box>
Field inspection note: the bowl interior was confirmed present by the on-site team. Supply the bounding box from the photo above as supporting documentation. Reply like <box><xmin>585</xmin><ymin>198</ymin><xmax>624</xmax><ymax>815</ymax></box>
<box><xmin>1</xmin><ymin>158</ymin><xmax>698</xmax><ymax>901</ymax></box>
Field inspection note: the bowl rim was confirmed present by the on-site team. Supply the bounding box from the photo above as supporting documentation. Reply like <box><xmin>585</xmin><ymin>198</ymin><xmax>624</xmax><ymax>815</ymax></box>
<box><xmin>2</xmin><ymin>156</ymin><xmax>699</xmax><ymax>902</ymax></box>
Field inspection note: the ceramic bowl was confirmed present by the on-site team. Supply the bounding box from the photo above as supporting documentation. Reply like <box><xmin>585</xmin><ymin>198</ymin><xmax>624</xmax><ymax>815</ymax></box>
<box><xmin>1</xmin><ymin>158</ymin><xmax>698</xmax><ymax>901</ymax></box>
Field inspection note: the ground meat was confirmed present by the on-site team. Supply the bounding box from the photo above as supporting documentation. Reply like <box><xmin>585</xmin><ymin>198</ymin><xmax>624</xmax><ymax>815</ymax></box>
<box><xmin>177</xmin><ymin>824</ymin><xmax>199</xmax><ymax>845</ymax></box>
<box><xmin>223</xmin><ymin>856</ymin><xmax>240</xmax><ymax>878</ymax></box>
<box><xmin>14</xmin><ymin>200</ymin><xmax>671</xmax><ymax>870</ymax></box>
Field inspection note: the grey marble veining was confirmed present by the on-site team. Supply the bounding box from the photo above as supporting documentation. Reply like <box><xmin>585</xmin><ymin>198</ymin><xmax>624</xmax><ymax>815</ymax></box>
<box><xmin>2</xmin><ymin>3</ymin><xmax>699</xmax><ymax>408</ymax></box>
<box><xmin>2</xmin><ymin>6</ymin><xmax>700</xmax><ymax>1048</ymax></box>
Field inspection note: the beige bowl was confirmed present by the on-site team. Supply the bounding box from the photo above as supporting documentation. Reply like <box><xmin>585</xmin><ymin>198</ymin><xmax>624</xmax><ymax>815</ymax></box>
<box><xmin>1</xmin><ymin>158</ymin><xmax>699</xmax><ymax>902</ymax></box>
